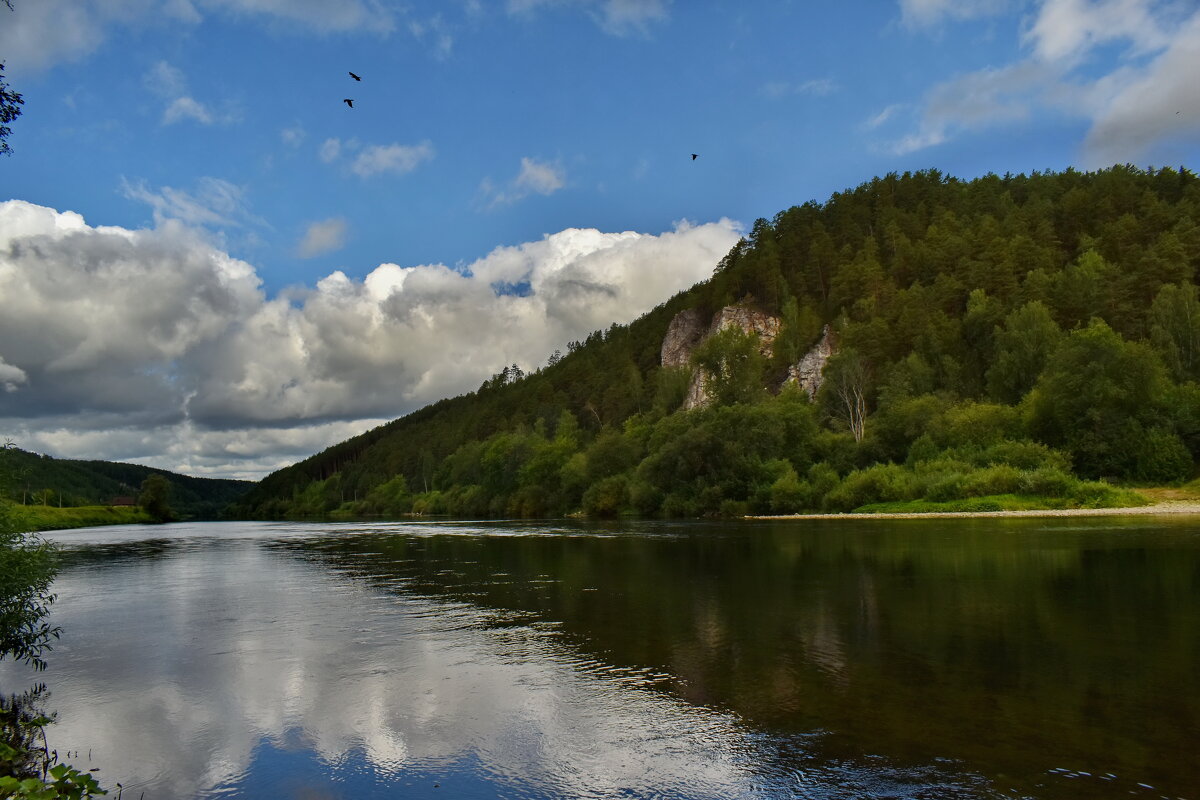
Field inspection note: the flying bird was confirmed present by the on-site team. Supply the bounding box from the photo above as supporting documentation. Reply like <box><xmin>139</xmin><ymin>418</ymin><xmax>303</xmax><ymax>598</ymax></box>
<box><xmin>691</xmin><ymin>153</ymin><xmax>698</xmax><ymax>160</ymax></box>
<box><xmin>349</xmin><ymin>71</ymin><xmax>362</xmax><ymax>81</ymax></box>
<box><xmin>344</xmin><ymin>98</ymin><xmax>354</xmax><ymax>108</ymax></box>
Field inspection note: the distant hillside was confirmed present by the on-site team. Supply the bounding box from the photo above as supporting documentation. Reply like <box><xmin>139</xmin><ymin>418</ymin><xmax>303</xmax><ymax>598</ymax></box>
<box><xmin>0</xmin><ymin>447</ymin><xmax>253</xmax><ymax>520</ymax></box>
<box><xmin>234</xmin><ymin>166</ymin><xmax>1200</xmax><ymax>519</ymax></box>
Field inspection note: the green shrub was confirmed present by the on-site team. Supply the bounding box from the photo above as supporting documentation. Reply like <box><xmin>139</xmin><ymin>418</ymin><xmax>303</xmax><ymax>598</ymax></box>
<box><xmin>976</xmin><ymin>440</ymin><xmax>1072</xmax><ymax>471</ymax></box>
<box><xmin>719</xmin><ymin>499</ymin><xmax>749</xmax><ymax>517</ymax></box>
<box><xmin>487</xmin><ymin>493</ymin><xmax>509</xmax><ymax>517</ymax></box>
<box><xmin>446</xmin><ymin>484</ymin><xmax>489</xmax><ymax>517</ymax></box>
<box><xmin>1132</xmin><ymin>428</ymin><xmax>1193</xmax><ymax>483</ymax></box>
<box><xmin>769</xmin><ymin>466</ymin><xmax>808</xmax><ymax>513</ymax></box>
<box><xmin>660</xmin><ymin>492</ymin><xmax>699</xmax><ymax>518</ymax></box>
<box><xmin>824</xmin><ymin>463</ymin><xmax>917</xmax><ymax>512</ymax></box>
<box><xmin>806</xmin><ymin>463</ymin><xmax>840</xmax><ymax>508</ymax></box>
<box><xmin>961</xmin><ymin>465</ymin><xmax>1023</xmax><ymax>497</ymax></box>
<box><xmin>923</xmin><ymin>472</ymin><xmax>966</xmax><ymax>503</ymax></box>
<box><xmin>582</xmin><ymin>475</ymin><xmax>628</xmax><ymax>517</ymax></box>
<box><xmin>934</xmin><ymin>402</ymin><xmax>1024</xmax><ymax>448</ymax></box>
<box><xmin>696</xmin><ymin>485</ymin><xmax>726</xmax><ymax>515</ymax></box>
<box><xmin>1068</xmin><ymin>480</ymin><xmax>1124</xmax><ymax>507</ymax></box>
<box><xmin>911</xmin><ymin>456</ymin><xmax>973</xmax><ymax>475</ymax></box>
<box><xmin>508</xmin><ymin>485</ymin><xmax>551</xmax><ymax>517</ymax></box>
<box><xmin>627</xmin><ymin>478</ymin><xmax>664</xmax><ymax>516</ymax></box>
<box><xmin>962</xmin><ymin>499</ymin><xmax>1004</xmax><ymax>512</ymax></box>
<box><xmin>411</xmin><ymin>491</ymin><xmax>446</xmax><ymax>515</ymax></box>
<box><xmin>905</xmin><ymin>433</ymin><xmax>941</xmax><ymax>465</ymax></box>
<box><xmin>1019</xmin><ymin>467</ymin><xmax>1075</xmax><ymax>496</ymax></box>
<box><xmin>813</xmin><ymin>431</ymin><xmax>860</xmax><ymax>475</ymax></box>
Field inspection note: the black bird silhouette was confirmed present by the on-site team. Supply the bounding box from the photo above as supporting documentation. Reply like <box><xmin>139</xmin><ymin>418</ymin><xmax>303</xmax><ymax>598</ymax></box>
<box><xmin>691</xmin><ymin>153</ymin><xmax>698</xmax><ymax>160</ymax></box>
<box><xmin>344</xmin><ymin>98</ymin><xmax>354</xmax><ymax>108</ymax></box>
<box><xmin>349</xmin><ymin>71</ymin><xmax>362</xmax><ymax>81</ymax></box>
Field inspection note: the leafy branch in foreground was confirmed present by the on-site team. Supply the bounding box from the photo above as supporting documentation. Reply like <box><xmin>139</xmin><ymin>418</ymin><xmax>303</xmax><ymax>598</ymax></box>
<box><xmin>0</xmin><ymin>62</ymin><xmax>23</xmax><ymax>157</ymax></box>
<box><xmin>1</xmin><ymin>445</ymin><xmax>105</xmax><ymax>798</ymax></box>
<box><xmin>0</xmin><ymin>447</ymin><xmax>59</xmax><ymax>672</ymax></box>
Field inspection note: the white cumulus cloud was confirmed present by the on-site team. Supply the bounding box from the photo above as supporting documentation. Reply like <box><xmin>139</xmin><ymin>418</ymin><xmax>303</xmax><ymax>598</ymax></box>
<box><xmin>144</xmin><ymin>60</ymin><xmax>226</xmax><ymax>127</ymax></box>
<box><xmin>482</xmin><ymin>157</ymin><xmax>566</xmax><ymax>207</ymax></box>
<box><xmin>0</xmin><ymin>0</ymin><xmax>396</xmax><ymax>72</ymax></box>
<box><xmin>163</xmin><ymin>96</ymin><xmax>214</xmax><ymax>125</ymax></box>
<box><xmin>351</xmin><ymin>141</ymin><xmax>436</xmax><ymax>178</ymax></box>
<box><xmin>0</xmin><ymin>358</ymin><xmax>27</xmax><ymax>393</ymax></box>
<box><xmin>1023</xmin><ymin>0</ymin><xmax>1171</xmax><ymax>63</ymax></box>
<box><xmin>1080</xmin><ymin>9</ymin><xmax>1200</xmax><ymax>166</ymax></box>
<box><xmin>319</xmin><ymin>138</ymin><xmax>343</xmax><ymax>163</ymax></box>
<box><xmin>516</xmin><ymin>157</ymin><xmax>566</xmax><ymax>195</ymax></box>
<box><xmin>890</xmin><ymin>0</ymin><xmax>1200</xmax><ymax>166</ymax></box>
<box><xmin>0</xmin><ymin>200</ymin><xmax>741</xmax><ymax>478</ymax></box>
<box><xmin>121</xmin><ymin>176</ymin><xmax>265</xmax><ymax>231</ymax></box>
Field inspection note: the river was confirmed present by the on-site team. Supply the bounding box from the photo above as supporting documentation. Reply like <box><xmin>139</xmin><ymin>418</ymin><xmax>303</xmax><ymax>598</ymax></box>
<box><xmin>0</xmin><ymin>517</ymin><xmax>1196</xmax><ymax>799</ymax></box>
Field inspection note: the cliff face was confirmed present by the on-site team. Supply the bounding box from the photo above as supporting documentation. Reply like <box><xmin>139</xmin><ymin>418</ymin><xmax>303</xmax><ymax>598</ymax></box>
<box><xmin>785</xmin><ymin>324</ymin><xmax>837</xmax><ymax>400</ymax></box>
<box><xmin>660</xmin><ymin>308</ymin><xmax>708</xmax><ymax>368</ymax></box>
<box><xmin>662</xmin><ymin>308</ymin><xmax>836</xmax><ymax>409</ymax></box>
<box><xmin>709</xmin><ymin>306</ymin><xmax>781</xmax><ymax>348</ymax></box>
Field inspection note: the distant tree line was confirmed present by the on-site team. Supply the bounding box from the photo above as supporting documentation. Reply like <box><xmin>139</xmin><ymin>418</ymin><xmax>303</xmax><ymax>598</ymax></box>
<box><xmin>0</xmin><ymin>448</ymin><xmax>251</xmax><ymax>520</ymax></box>
<box><xmin>233</xmin><ymin>166</ymin><xmax>1200</xmax><ymax>519</ymax></box>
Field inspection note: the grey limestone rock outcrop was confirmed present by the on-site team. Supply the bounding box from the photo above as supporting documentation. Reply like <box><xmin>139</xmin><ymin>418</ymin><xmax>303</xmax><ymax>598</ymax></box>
<box><xmin>708</xmin><ymin>306</ymin><xmax>781</xmax><ymax>349</ymax></box>
<box><xmin>662</xmin><ymin>307</ymin><xmax>840</xmax><ymax>410</ymax></box>
<box><xmin>683</xmin><ymin>372</ymin><xmax>710</xmax><ymax>411</ymax></box>
<box><xmin>785</xmin><ymin>324</ymin><xmax>837</xmax><ymax>400</ymax></box>
<box><xmin>660</xmin><ymin>308</ymin><xmax>708</xmax><ymax>368</ymax></box>
<box><xmin>662</xmin><ymin>305</ymin><xmax>782</xmax><ymax>411</ymax></box>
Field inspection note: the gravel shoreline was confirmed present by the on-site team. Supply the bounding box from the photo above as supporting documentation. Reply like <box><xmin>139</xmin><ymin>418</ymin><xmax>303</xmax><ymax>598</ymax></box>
<box><xmin>748</xmin><ymin>502</ymin><xmax>1200</xmax><ymax>520</ymax></box>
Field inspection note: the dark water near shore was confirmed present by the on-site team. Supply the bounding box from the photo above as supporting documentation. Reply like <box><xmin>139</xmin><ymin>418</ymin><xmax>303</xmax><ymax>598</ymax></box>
<box><xmin>1</xmin><ymin>517</ymin><xmax>1197</xmax><ymax>799</ymax></box>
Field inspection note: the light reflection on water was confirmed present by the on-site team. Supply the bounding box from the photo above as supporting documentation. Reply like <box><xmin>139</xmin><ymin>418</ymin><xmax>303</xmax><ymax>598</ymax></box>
<box><xmin>0</xmin><ymin>519</ymin><xmax>1197</xmax><ymax>799</ymax></box>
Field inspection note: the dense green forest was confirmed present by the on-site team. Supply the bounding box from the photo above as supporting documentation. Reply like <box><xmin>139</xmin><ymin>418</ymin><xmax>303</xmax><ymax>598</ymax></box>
<box><xmin>0</xmin><ymin>447</ymin><xmax>252</xmax><ymax>520</ymax></box>
<box><xmin>234</xmin><ymin>166</ymin><xmax>1200</xmax><ymax>519</ymax></box>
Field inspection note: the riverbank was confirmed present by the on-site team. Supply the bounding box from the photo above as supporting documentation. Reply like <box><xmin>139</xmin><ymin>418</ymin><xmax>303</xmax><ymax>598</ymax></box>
<box><xmin>12</xmin><ymin>504</ymin><xmax>151</xmax><ymax>532</ymax></box>
<box><xmin>751</xmin><ymin>500</ymin><xmax>1200</xmax><ymax>520</ymax></box>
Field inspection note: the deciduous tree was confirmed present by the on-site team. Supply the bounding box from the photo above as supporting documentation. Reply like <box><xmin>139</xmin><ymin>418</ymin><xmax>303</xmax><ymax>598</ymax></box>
<box><xmin>139</xmin><ymin>474</ymin><xmax>174</xmax><ymax>523</ymax></box>
<box><xmin>0</xmin><ymin>62</ymin><xmax>23</xmax><ymax>157</ymax></box>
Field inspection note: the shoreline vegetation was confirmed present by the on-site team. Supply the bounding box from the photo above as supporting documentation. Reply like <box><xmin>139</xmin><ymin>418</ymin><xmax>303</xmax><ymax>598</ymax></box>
<box><xmin>9</xmin><ymin>504</ymin><xmax>151</xmax><ymax>533</ymax></box>
<box><xmin>752</xmin><ymin>501</ymin><xmax>1200</xmax><ymax>520</ymax></box>
<box><xmin>20</xmin><ymin>484</ymin><xmax>1200</xmax><ymax>531</ymax></box>
<box><xmin>33</xmin><ymin>497</ymin><xmax>1200</xmax><ymax>531</ymax></box>
<box><xmin>753</xmin><ymin>486</ymin><xmax>1200</xmax><ymax>519</ymax></box>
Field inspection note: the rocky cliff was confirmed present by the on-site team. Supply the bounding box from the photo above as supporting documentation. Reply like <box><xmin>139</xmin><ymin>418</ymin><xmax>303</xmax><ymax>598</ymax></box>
<box><xmin>661</xmin><ymin>308</ymin><xmax>836</xmax><ymax>409</ymax></box>
<box><xmin>660</xmin><ymin>308</ymin><xmax>708</xmax><ymax>368</ymax></box>
<box><xmin>785</xmin><ymin>324</ymin><xmax>837</xmax><ymax>400</ymax></box>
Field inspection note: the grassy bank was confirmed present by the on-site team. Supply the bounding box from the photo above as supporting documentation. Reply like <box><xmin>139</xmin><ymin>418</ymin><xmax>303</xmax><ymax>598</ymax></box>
<box><xmin>1136</xmin><ymin>478</ymin><xmax>1200</xmax><ymax>504</ymax></box>
<box><xmin>854</xmin><ymin>489</ymin><xmax>1150</xmax><ymax>515</ymax></box>
<box><xmin>11</xmin><ymin>504</ymin><xmax>152</xmax><ymax>532</ymax></box>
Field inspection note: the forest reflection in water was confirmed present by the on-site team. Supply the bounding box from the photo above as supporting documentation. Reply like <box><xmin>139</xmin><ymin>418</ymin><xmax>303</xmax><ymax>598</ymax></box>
<box><xmin>0</xmin><ymin>517</ymin><xmax>1196</xmax><ymax>799</ymax></box>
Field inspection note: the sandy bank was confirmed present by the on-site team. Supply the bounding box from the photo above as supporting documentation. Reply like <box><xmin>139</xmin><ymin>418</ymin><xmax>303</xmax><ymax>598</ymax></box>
<box><xmin>749</xmin><ymin>501</ymin><xmax>1200</xmax><ymax>521</ymax></box>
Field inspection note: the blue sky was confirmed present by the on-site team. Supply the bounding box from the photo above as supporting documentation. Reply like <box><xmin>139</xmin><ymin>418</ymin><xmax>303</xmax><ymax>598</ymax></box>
<box><xmin>2</xmin><ymin>0</ymin><xmax>1199</xmax><ymax>479</ymax></box>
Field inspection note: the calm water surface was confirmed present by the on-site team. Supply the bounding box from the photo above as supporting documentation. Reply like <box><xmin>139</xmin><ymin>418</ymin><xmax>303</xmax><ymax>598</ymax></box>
<box><xmin>1</xmin><ymin>517</ymin><xmax>1197</xmax><ymax>799</ymax></box>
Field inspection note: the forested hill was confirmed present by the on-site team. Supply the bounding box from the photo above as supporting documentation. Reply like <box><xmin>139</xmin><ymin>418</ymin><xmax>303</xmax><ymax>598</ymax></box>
<box><xmin>0</xmin><ymin>447</ymin><xmax>253</xmax><ymax>519</ymax></box>
<box><xmin>234</xmin><ymin>166</ymin><xmax>1200</xmax><ymax>519</ymax></box>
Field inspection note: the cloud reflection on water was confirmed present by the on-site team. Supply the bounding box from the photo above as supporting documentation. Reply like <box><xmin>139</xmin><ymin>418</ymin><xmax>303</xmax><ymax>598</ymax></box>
<box><xmin>6</xmin><ymin>531</ymin><xmax>764</xmax><ymax>799</ymax></box>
